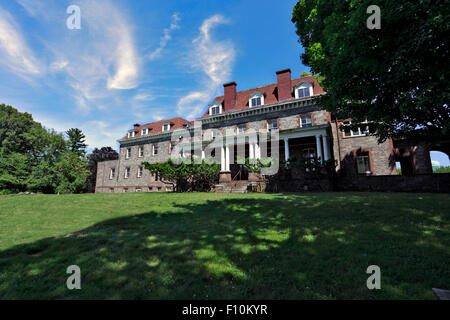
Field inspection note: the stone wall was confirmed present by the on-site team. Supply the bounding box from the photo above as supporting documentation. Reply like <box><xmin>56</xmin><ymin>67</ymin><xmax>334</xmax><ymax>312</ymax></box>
<box><xmin>95</xmin><ymin>143</ymin><xmax>174</xmax><ymax>193</ymax></box>
<box><xmin>338</xmin><ymin>173</ymin><xmax>450</xmax><ymax>193</ymax></box>
<box><xmin>337</xmin><ymin>132</ymin><xmax>396</xmax><ymax>176</ymax></box>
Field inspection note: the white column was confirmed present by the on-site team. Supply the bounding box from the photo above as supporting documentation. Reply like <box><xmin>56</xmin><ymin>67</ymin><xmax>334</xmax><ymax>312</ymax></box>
<box><xmin>225</xmin><ymin>145</ymin><xmax>230</xmax><ymax>171</ymax></box>
<box><xmin>201</xmin><ymin>149</ymin><xmax>205</xmax><ymax>159</ymax></box>
<box><xmin>255</xmin><ymin>143</ymin><xmax>261</xmax><ymax>159</ymax></box>
<box><xmin>284</xmin><ymin>139</ymin><xmax>290</xmax><ymax>162</ymax></box>
<box><xmin>220</xmin><ymin>146</ymin><xmax>225</xmax><ymax>171</ymax></box>
<box><xmin>322</xmin><ymin>135</ymin><xmax>329</xmax><ymax>161</ymax></box>
<box><xmin>249</xmin><ymin>143</ymin><xmax>255</xmax><ymax>159</ymax></box>
<box><xmin>316</xmin><ymin>135</ymin><xmax>323</xmax><ymax>163</ymax></box>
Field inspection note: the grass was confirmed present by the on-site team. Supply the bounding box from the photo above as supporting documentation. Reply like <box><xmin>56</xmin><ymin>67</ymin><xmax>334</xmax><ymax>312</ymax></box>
<box><xmin>0</xmin><ymin>192</ymin><xmax>449</xmax><ymax>299</ymax></box>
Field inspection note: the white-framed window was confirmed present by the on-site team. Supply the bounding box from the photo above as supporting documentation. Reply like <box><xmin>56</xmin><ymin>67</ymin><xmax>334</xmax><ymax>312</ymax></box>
<box><xmin>300</xmin><ymin>114</ymin><xmax>313</xmax><ymax>127</ymax></box>
<box><xmin>357</xmin><ymin>153</ymin><xmax>371</xmax><ymax>174</ymax></box>
<box><xmin>162</xmin><ymin>123</ymin><xmax>171</xmax><ymax>132</ymax></box>
<box><xmin>125</xmin><ymin>167</ymin><xmax>130</xmax><ymax>178</ymax></box>
<box><xmin>267</xmin><ymin>119</ymin><xmax>278</xmax><ymax>131</ymax></box>
<box><xmin>152</xmin><ymin>144</ymin><xmax>158</xmax><ymax>155</ymax></box>
<box><xmin>237</xmin><ymin>124</ymin><xmax>246</xmax><ymax>134</ymax></box>
<box><xmin>109</xmin><ymin>168</ymin><xmax>115</xmax><ymax>179</ymax></box>
<box><xmin>294</xmin><ymin>82</ymin><xmax>313</xmax><ymax>99</ymax></box>
<box><xmin>211</xmin><ymin>130</ymin><xmax>219</xmax><ymax>140</ymax></box>
<box><xmin>342</xmin><ymin>120</ymin><xmax>369</xmax><ymax>137</ymax></box>
<box><xmin>157</xmin><ymin>187</ymin><xmax>162</xmax><ymax>191</ymax></box>
<box><xmin>128</xmin><ymin>131</ymin><xmax>136</xmax><ymax>138</ymax></box>
<box><xmin>136</xmin><ymin>188</ymin><xmax>142</xmax><ymax>192</ymax></box>
<box><xmin>209</xmin><ymin>103</ymin><xmax>222</xmax><ymax>115</ymax></box>
<box><xmin>141</xmin><ymin>128</ymin><xmax>149</xmax><ymax>135</ymax></box>
<box><xmin>126</xmin><ymin>148</ymin><xmax>131</xmax><ymax>159</ymax></box>
<box><xmin>251</xmin><ymin>97</ymin><xmax>261</xmax><ymax>107</ymax></box>
<box><xmin>138</xmin><ymin>146</ymin><xmax>144</xmax><ymax>157</ymax></box>
<box><xmin>169</xmin><ymin>142</ymin><xmax>175</xmax><ymax>154</ymax></box>
<box><xmin>249</xmin><ymin>92</ymin><xmax>264</xmax><ymax>107</ymax></box>
<box><xmin>137</xmin><ymin>166</ymin><xmax>143</xmax><ymax>178</ymax></box>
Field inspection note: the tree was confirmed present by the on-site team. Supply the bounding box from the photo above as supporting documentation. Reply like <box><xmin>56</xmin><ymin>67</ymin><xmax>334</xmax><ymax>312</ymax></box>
<box><xmin>0</xmin><ymin>104</ymin><xmax>36</xmax><ymax>153</ymax></box>
<box><xmin>0</xmin><ymin>104</ymin><xmax>89</xmax><ymax>194</ymax></box>
<box><xmin>85</xmin><ymin>147</ymin><xmax>119</xmax><ymax>193</ymax></box>
<box><xmin>292</xmin><ymin>0</ymin><xmax>450</xmax><ymax>144</ymax></box>
<box><xmin>143</xmin><ymin>158</ymin><xmax>220</xmax><ymax>192</ymax></box>
<box><xmin>66</xmin><ymin>128</ymin><xmax>87</xmax><ymax>157</ymax></box>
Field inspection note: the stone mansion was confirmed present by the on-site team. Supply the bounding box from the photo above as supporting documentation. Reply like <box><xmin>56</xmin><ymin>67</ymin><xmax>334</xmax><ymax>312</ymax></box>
<box><xmin>95</xmin><ymin>68</ymin><xmax>433</xmax><ymax>193</ymax></box>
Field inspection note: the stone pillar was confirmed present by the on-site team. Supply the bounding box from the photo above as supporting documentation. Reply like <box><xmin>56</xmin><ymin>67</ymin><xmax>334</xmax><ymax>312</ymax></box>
<box><xmin>316</xmin><ymin>135</ymin><xmax>323</xmax><ymax>162</ymax></box>
<box><xmin>284</xmin><ymin>139</ymin><xmax>290</xmax><ymax>162</ymax></box>
<box><xmin>201</xmin><ymin>149</ymin><xmax>205</xmax><ymax>160</ymax></box>
<box><xmin>322</xmin><ymin>135</ymin><xmax>329</xmax><ymax>161</ymax></box>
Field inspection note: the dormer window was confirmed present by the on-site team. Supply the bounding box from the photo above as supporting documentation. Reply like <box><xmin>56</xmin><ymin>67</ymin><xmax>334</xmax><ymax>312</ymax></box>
<box><xmin>209</xmin><ymin>103</ymin><xmax>222</xmax><ymax>116</ymax></box>
<box><xmin>162</xmin><ymin>123</ymin><xmax>171</xmax><ymax>132</ymax></box>
<box><xmin>249</xmin><ymin>92</ymin><xmax>264</xmax><ymax>107</ymax></box>
<box><xmin>294</xmin><ymin>82</ymin><xmax>313</xmax><ymax>99</ymax></box>
<box><xmin>141</xmin><ymin>128</ymin><xmax>149</xmax><ymax>135</ymax></box>
<box><xmin>127</xmin><ymin>130</ymin><xmax>136</xmax><ymax>138</ymax></box>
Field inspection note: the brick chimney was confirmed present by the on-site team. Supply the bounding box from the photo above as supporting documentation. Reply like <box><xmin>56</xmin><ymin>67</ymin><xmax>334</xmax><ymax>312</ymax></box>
<box><xmin>223</xmin><ymin>82</ymin><xmax>237</xmax><ymax>111</ymax></box>
<box><xmin>276</xmin><ymin>68</ymin><xmax>292</xmax><ymax>101</ymax></box>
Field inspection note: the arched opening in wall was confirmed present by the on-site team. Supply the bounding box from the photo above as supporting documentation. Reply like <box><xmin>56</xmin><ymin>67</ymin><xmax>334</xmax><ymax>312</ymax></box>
<box><xmin>430</xmin><ymin>151</ymin><xmax>450</xmax><ymax>173</ymax></box>
<box><xmin>395</xmin><ymin>161</ymin><xmax>402</xmax><ymax>175</ymax></box>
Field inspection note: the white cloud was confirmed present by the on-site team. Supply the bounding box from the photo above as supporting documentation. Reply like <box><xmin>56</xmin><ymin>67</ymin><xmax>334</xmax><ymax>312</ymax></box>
<box><xmin>133</xmin><ymin>93</ymin><xmax>153</xmax><ymax>101</ymax></box>
<box><xmin>177</xmin><ymin>14</ymin><xmax>235</xmax><ymax>119</ymax></box>
<box><xmin>16</xmin><ymin>0</ymin><xmax>52</xmax><ymax>19</ymax></box>
<box><xmin>49</xmin><ymin>59</ymin><xmax>69</xmax><ymax>72</ymax></box>
<box><xmin>34</xmin><ymin>0</ymin><xmax>142</xmax><ymax>113</ymax></box>
<box><xmin>0</xmin><ymin>7</ymin><xmax>42</xmax><ymax>77</ymax></box>
<box><xmin>148</xmin><ymin>12</ymin><xmax>180</xmax><ymax>61</ymax></box>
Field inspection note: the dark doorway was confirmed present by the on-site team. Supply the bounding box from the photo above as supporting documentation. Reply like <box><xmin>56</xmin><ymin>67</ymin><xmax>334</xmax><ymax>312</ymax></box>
<box><xmin>230</xmin><ymin>163</ymin><xmax>249</xmax><ymax>180</ymax></box>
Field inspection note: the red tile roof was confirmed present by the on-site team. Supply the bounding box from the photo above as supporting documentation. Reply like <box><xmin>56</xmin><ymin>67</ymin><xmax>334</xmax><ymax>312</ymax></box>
<box><xmin>123</xmin><ymin>117</ymin><xmax>193</xmax><ymax>139</ymax></box>
<box><xmin>201</xmin><ymin>76</ymin><xmax>325</xmax><ymax>117</ymax></box>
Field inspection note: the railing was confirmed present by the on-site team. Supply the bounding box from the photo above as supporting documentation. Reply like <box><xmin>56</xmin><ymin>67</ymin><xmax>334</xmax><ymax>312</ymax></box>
<box><xmin>229</xmin><ymin>169</ymin><xmax>242</xmax><ymax>193</ymax></box>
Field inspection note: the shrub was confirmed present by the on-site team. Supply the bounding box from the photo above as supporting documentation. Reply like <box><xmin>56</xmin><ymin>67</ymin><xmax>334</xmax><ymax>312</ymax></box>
<box><xmin>143</xmin><ymin>158</ymin><xmax>220</xmax><ymax>192</ymax></box>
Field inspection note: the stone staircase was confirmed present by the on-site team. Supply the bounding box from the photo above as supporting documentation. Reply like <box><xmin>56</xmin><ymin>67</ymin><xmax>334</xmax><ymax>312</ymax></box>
<box><xmin>215</xmin><ymin>180</ymin><xmax>253</xmax><ymax>193</ymax></box>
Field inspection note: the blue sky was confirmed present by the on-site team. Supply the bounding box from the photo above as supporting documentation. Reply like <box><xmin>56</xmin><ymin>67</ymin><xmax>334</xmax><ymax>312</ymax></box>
<box><xmin>0</xmin><ymin>0</ymin><xmax>448</xmax><ymax>165</ymax></box>
<box><xmin>0</xmin><ymin>0</ymin><xmax>307</xmax><ymax>148</ymax></box>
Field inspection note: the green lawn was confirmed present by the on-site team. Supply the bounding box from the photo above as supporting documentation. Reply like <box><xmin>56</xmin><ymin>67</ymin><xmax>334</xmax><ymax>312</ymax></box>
<box><xmin>0</xmin><ymin>192</ymin><xmax>449</xmax><ymax>299</ymax></box>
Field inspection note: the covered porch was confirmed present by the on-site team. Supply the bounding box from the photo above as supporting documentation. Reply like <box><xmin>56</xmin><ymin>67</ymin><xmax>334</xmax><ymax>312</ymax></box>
<box><xmin>213</xmin><ymin>125</ymin><xmax>332</xmax><ymax>182</ymax></box>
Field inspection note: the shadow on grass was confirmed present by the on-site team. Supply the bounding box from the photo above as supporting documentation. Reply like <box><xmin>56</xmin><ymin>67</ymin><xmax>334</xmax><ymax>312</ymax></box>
<box><xmin>0</xmin><ymin>194</ymin><xmax>449</xmax><ymax>299</ymax></box>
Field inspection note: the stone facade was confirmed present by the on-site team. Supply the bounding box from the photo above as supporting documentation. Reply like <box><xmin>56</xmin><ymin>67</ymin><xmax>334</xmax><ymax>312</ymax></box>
<box><xmin>95</xmin><ymin>68</ymin><xmax>433</xmax><ymax>193</ymax></box>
